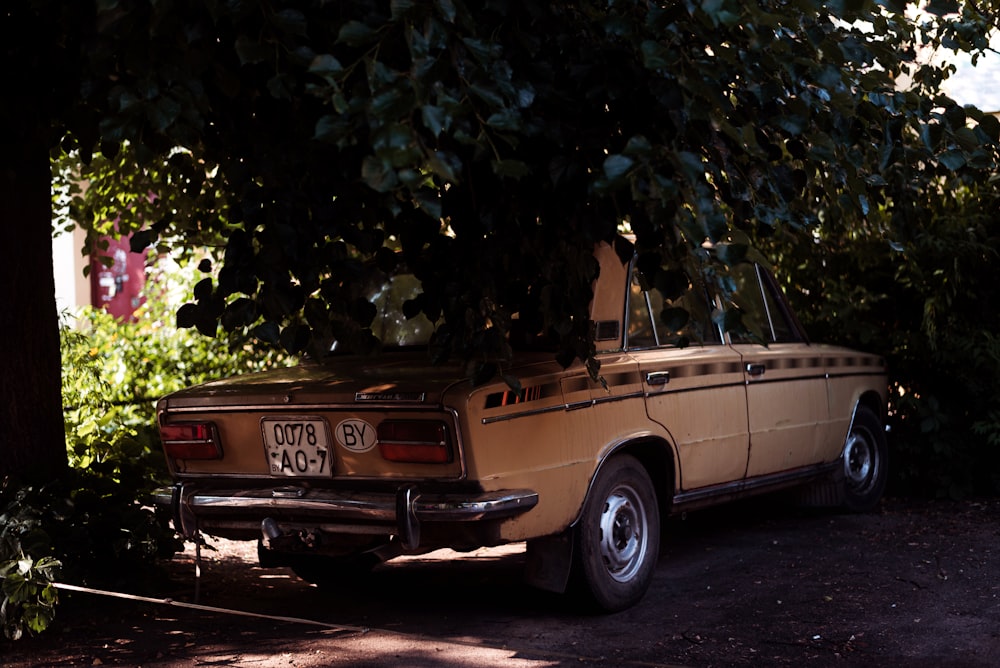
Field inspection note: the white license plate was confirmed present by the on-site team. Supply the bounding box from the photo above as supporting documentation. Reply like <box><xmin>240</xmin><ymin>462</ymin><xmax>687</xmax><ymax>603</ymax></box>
<box><xmin>262</xmin><ymin>418</ymin><xmax>332</xmax><ymax>476</ymax></box>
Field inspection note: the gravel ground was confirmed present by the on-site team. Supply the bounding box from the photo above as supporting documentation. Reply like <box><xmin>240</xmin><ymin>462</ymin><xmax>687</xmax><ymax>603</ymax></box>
<box><xmin>3</xmin><ymin>496</ymin><xmax>999</xmax><ymax>667</ymax></box>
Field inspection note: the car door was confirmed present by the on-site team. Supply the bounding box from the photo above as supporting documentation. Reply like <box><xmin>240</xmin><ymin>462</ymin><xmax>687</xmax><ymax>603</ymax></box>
<box><xmin>628</xmin><ymin>267</ymin><xmax>750</xmax><ymax>491</ymax></box>
<box><xmin>726</xmin><ymin>263</ymin><xmax>832</xmax><ymax>477</ymax></box>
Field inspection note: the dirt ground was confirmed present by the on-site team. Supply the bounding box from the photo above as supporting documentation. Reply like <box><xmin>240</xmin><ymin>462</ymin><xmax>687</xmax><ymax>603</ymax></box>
<box><xmin>3</xmin><ymin>496</ymin><xmax>998</xmax><ymax>667</ymax></box>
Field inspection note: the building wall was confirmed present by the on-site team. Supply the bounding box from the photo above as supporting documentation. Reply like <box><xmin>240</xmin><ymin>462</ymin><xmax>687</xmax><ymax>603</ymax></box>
<box><xmin>52</xmin><ymin>225</ymin><xmax>90</xmax><ymax>317</ymax></box>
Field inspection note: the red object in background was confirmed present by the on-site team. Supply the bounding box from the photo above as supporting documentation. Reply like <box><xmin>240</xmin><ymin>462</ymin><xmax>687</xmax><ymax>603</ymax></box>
<box><xmin>89</xmin><ymin>235</ymin><xmax>146</xmax><ymax>321</ymax></box>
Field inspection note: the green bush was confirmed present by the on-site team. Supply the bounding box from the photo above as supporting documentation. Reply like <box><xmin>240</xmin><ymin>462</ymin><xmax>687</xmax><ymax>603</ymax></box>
<box><xmin>0</xmin><ymin>483</ymin><xmax>61</xmax><ymax>641</ymax></box>
<box><xmin>2</xmin><ymin>259</ymin><xmax>291</xmax><ymax>639</ymax></box>
<box><xmin>758</xmin><ymin>182</ymin><xmax>1000</xmax><ymax>499</ymax></box>
<box><xmin>62</xmin><ymin>298</ymin><xmax>290</xmax><ymax>494</ymax></box>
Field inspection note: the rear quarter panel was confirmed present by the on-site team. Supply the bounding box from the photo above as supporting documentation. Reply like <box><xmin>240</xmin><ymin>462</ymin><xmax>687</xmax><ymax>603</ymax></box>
<box><xmin>453</xmin><ymin>355</ymin><xmax>670</xmax><ymax>542</ymax></box>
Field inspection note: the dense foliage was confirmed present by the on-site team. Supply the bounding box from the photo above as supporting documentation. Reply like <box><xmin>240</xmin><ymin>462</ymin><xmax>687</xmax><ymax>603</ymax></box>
<box><xmin>1</xmin><ymin>264</ymin><xmax>290</xmax><ymax>639</ymax></box>
<box><xmin>762</xmin><ymin>176</ymin><xmax>1000</xmax><ymax>498</ymax></box>
<box><xmin>61</xmin><ymin>263</ymin><xmax>291</xmax><ymax>489</ymax></box>
<box><xmin>50</xmin><ymin>1</ymin><xmax>997</xmax><ymax>368</ymax></box>
<box><xmin>46</xmin><ymin>0</ymin><xmax>1000</xmax><ymax>495</ymax></box>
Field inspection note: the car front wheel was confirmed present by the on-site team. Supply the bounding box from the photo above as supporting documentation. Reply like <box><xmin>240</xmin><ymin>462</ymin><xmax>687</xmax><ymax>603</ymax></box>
<box><xmin>572</xmin><ymin>454</ymin><xmax>660</xmax><ymax>612</ymax></box>
<box><xmin>841</xmin><ymin>405</ymin><xmax>889</xmax><ymax>511</ymax></box>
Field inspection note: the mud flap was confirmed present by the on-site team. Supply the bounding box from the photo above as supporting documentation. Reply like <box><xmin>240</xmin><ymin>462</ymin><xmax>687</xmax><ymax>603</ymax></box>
<box><xmin>524</xmin><ymin>529</ymin><xmax>574</xmax><ymax>594</ymax></box>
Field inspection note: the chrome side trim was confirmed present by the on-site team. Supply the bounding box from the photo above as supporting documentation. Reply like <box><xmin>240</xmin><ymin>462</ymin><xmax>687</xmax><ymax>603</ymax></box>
<box><xmin>355</xmin><ymin>391</ymin><xmax>426</xmax><ymax>402</ymax></box>
<box><xmin>671</xmin><ymin>461</ymin><xmax>839</xmax><ymax>510</ymax></box>
<box><xmin>481</xmin><ymin>392</ymin><xmax>644</xmax><ymax>425</ymax></box>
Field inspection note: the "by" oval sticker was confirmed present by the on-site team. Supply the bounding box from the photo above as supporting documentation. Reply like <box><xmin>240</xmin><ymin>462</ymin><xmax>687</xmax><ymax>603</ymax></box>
<box><xmin>335</xmin><ymin>418</ymin><xmax>377</xmax><ymax>453</ymax></box>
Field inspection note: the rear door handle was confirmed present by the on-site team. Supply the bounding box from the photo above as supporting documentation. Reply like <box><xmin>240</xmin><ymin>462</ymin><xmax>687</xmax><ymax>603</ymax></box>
<box><xmin>746</xmin><ymin>363</ymin><xmax>766</xmax><ymax>377</ymax></box>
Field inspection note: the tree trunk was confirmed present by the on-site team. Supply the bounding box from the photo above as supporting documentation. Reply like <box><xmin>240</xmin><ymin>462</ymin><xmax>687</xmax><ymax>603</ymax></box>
<box><xmin>0</xmin><ymin>56</ymin><xmax>69</xmax><ymax>485</ymax></box>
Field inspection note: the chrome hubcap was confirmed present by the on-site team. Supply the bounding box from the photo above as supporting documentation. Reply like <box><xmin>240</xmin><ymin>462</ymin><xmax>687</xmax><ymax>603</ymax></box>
<box><xmin>598</xmin><ymin>485</ymin><xmax>648</xmax><ymax>583</ymax></box>
<box><xmin>843</xmin><ymin>431</ymin><xmax>874</xmax><ymax>490</ymax></box>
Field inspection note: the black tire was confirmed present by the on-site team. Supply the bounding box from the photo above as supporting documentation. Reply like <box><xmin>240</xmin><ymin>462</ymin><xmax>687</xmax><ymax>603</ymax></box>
<box><xmin>840</xmin><ymin>405</ymin><xmax>888</xmax><ymax>512</ymax></box>
<box><xmin>572</xmin><ymin>454</ymin><xmax>660</xmax><ymax>612</ymax></box>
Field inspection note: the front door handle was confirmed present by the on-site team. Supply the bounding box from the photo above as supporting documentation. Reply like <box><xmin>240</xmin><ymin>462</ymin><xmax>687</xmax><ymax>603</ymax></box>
<box><xmin>746</xmin><ymin>363</ymin><xmax>766</xmax><ymax>377</ymax></box>
<box><xmin>645</xmin><ymin>371</ymin><xmax>670</xmax><ymax>386</ymax></box>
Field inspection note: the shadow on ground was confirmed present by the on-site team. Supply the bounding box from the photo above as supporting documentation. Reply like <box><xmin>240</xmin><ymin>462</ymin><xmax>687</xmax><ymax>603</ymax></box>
<box><xmin>3</xmin><ymin>497</ymin><xmax>999</xmax><ymax>667</ymax></box>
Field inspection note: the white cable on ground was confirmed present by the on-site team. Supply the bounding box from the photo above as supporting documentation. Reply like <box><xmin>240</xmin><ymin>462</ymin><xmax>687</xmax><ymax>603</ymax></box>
<box><xmin>48</xmin><ymin>582</ymin><xmax>678</xmax><ymax>667</ymax></box>
<box><xmin>50</xmin><ymin>582</ymin><xmax>370</xmax><ymax>634</ymax></box>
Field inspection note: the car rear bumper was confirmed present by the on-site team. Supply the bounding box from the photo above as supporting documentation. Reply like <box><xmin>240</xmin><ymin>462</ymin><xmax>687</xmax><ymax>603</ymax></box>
<box><xmin>152</xmin><ymin>483</ymin><xmax>539</xmax><ymax>550</ymax></box>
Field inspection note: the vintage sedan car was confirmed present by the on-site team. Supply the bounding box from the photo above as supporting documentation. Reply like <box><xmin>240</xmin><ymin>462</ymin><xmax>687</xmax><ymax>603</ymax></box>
<box><xmin>153</xmin><ymin>240</ymin><xmax>888</xmax><ymax>612</ymax></box>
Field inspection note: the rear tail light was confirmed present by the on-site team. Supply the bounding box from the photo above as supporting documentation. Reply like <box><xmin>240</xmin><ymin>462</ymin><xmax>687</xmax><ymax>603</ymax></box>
<box><xmin>377</xmin><ymin>420</ymin><xmax>451</xmax><ymax>464</ymax></box>
<box><xmin>160</xmin><ymin>422</ymin><xmax>222</xmax><ymax>460</ymax></box>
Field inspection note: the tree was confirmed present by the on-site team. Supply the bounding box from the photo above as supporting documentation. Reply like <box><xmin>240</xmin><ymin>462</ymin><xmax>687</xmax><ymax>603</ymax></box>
<box><xmin>760</xmin><ymin>150</ymin><xmax>1000</xmax><ymax>497</ymax></box>
<box><xmin>1</xmin><ymin>4</ymin><xmax>80</xmax><ymax>483</ymax></box>
<box><xmin>4</xmin><ymin>1</ymin><xmax>1000</xmax><ymax>487</ymax></box>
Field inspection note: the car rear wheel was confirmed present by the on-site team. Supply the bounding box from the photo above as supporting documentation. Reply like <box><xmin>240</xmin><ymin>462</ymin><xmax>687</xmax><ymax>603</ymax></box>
<box><xmin>572</xmin><ymin>454</ymin><xmax>660</xmax><ymax>612</ymax></box>
<box><xmin>841</xmin><ymin>405</ymin><xmax>888</xmax><ymax>512</ymax></box>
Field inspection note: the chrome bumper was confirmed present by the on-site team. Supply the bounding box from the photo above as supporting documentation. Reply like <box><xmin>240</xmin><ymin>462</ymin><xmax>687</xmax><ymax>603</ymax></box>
<box><xmin>153</xmin><ymin>483</ymin><xmax>538</xmax><ymax>550</ymax></box>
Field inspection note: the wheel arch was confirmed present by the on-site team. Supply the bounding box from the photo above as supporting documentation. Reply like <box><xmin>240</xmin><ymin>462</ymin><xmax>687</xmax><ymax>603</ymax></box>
<box><xmin>845</xmin><ymin>389</ymin><xmax>888</xmax><ymax>450</ymax></box>
<box><xmin>578</xmin><ymin>435</ymin><xmax>676</xmax><ymax>528</ymax></box>
<box><xmin>856</xmin><ymin>389</ymin><xmax>886</xmax><ymax>423</ymax></box>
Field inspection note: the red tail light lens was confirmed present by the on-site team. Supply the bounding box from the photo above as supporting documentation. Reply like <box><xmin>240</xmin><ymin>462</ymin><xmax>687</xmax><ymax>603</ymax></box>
<box><xmin>377</xmin><ymin>421</ymin><xmax>451</xmax><ymax>463</ymax></box>
<box><xmin>160</xmin><ymin>422</ymin><xmax>222</xmax><ymax>460</ymax></box>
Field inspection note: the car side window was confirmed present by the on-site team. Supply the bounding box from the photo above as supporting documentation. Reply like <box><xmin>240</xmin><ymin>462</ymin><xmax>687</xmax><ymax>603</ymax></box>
<box><xmin>729</xmin><ymin>263</ymin><xmax>802</xmax><ymax>344</ymax></box>
<box><xmin>627</xmin><ymin>268</ymin><xmax>721</xmax><ymax>349</ymax></box>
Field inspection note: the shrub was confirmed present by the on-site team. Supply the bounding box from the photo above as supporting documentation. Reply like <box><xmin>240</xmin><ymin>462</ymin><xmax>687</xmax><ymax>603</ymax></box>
<box><xmin>2</xmin><ymin>258</ymin><xmax>290</xmax><ymax>639</ymax></box>
<box><xmin>758</xmin><ymin>183</ymin><xmax>1000</xmax><ymax>499</ymax></box>
<box><xmin>0</xmin><ymin>483</ymin><xmax>61</xmax><ymax>641</ymax></box>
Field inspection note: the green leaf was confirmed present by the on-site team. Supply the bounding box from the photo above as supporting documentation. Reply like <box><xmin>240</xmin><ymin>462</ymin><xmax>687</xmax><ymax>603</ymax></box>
<box><xmin>677</xmin><ymin>151</ymin><xmax>705</xmax><ymax>181</ymax></box>
<box><xmin>24</xmin><ymin>603</ymin><xmax>55</xmax><ymax>634</ymax></box>
<box><xmin>309</xmin><ymin>54</ymin><xmax>344</xmax><ymax>76</ymax></box>
<box><xmin>660</xmin><ymin>307</ymin><xmax>690</xmax><ymax>332</ymax></box>
<box><xmin>978</xmin><ymin>114</ymin><xmax>1000</xmax><ymax>142</ymax></box>
<box><xmin>858</xmin><ymin>194</ymin><xmax>870</xmax><ymax>216</ymax></box>
<box><xmin>176</xmin><ymin>303</ymin><xmax>198</xmax><ymax>329</ymax></box>
<box><xmin>486</xmin><ymin>110</ymin><xmax>521</xmax><ymax>132</ymax></box>
<box><xmin>129</xmin><ymin>229</ymin><xmax>155</xmax><ymax>253</ymax></box>
<box><xmin>193</xmin><ymin>278</ymin><xmax>213</xmax><ymax>301</ymax></box>
<box><xmin>640</xmin><ymin>40</ymin><xmax>670</xmax><ymax>70</ymax></box>
<box><xmin>421</xmin><ymin>105</ymin><xmax>447</xmax><ymax>137</ymax></box>
<box><xmin>603</xmin><ymin>154</ymin><xmax>634</xmax><ymax>181</ymax></box>
<box><xmin>221</xmin><ymin>298</ymin><xmax>257</xmax><ymax>330</ymax></box>
<box><xmin>234</xmin><ymin>36</ymin><xmax>269</xmax><ymax>65</ymax></box>
<box><xmin>253</xmin><ymin>322</ymin><xmax>281</xmax><ymax>344</ymax></box>
<box><xmin>623</xmin><ymin>136</ymin><xmax>652</xmax><ymax>157</ymax></box>
<box><xmin>314</xmin><ymin>115</ymin><xmax>347</xmax><ymax>143</ymax></box>
<box><xmin>390</xmin><ymin>0</ymin><xmax>416</xmax><ymax>20</ymax></box>
<box><xmin>362</xmin><ymin>156</ymin><xmax>399</xmax><ymax>192</ymax></box>
<box><xmin>938</xmin><ymin>150</ymin><xmax>966</xmax><ymax>171</ymax></box>
<box><xmin>337</xmin><ymin>21</ymin><xmax>376</xmax><ymax>47</ymax></box>
<box><xmin>413</xmin><ymin>190</ymin><xmax>442</xmax><ymax>220</ymax></box>
<box><xmin>492</xmin><ymin>160</ymin><xmax>531</xmax><ymax>179</ymax></box>
<box><xmin>272</xmin><ymin>9</ymin><xmax>308</xmax><ymax>36</ymax></box>
<box><xmin>426</xmin><ymin>150</ymin><xmax>460</xmax><ymax>183</ymax></box>
<box><xmin>926</xmin><ymin>0</ymin><xmax>959</xmax><ymax>16</ymax></box>
<box><xmin>716</xmin><ymin>242</ymin><xmax>748</xmax><ymax>266</ymax></box>
<box><xmin>434</xmin><ymin>0</ymin><xmax>457</xmax><ymax>22</ymax></box>
<box><xmin>953</xmin><ymin>127</ymin><xmax>980</xmax><ymax>151</ymax></box>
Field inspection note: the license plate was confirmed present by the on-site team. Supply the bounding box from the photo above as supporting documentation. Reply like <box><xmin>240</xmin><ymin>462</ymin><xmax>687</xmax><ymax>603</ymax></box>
<box><xmin>262</xmin><ymin>418</ymin><xmax>332</xmax><ymax>476</ymax></box>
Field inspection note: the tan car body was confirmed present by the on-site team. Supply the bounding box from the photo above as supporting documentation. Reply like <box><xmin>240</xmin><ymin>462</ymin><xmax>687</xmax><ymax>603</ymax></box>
<box><xmin>155</xmin><ymin>241</ymin><xmax>887</xmax><ymax>608</ymax></box>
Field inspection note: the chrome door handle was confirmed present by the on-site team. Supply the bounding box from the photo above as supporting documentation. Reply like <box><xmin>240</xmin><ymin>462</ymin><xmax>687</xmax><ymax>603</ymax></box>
<box><xmin>645</xmin><ymin>371</ymin><xmax>670</xmax><ymax>386</ymax></box>
<box><xmin>746</xmin><ymin>363</ymin><xmax>766</xmax><ymax>377</ymax></box>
